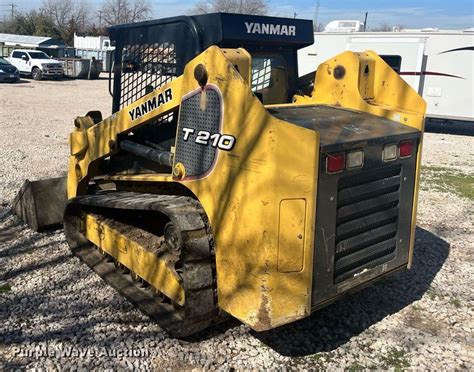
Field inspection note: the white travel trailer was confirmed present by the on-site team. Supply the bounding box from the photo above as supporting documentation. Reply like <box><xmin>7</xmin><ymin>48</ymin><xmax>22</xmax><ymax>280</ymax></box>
<box><xmin>324</xmin><ymin>20</ymin><xmax>364</xmax><ymax>33</ymax></box>
<box><xmin>298</xmin><ymin>29</ymin><xmax>474</xmax><ymax>128</ymax></box>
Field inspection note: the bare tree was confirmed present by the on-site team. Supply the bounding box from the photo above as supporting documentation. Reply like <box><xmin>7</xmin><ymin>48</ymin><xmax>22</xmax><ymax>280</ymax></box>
<box><xmin>42</xmin><ymin>0</ymin><xmax>74</xmax><ymax>29</ymax></box>
<box><xmin>100</xmin><ymin>0</ymin><xmax>152</xmax><ymax>26</ymax></box>
<box><xmin>42</xmin><ymin>0</ymin><xmax>90</xmax><ymax>40</ymax></box>
<box><xmin>190</xmin><ymin>0</ymin><xmax>268</xmax><ymax>15</ymax></box>
<box><xmin>42</xmin><ymin>0</ymin><xmax>90</xmax><ymax>29</ymax></box>
<box><xmin>75</xmin><ymin>1</ymin><xmax>90</xmax><ymax>31</ymax></box>
<box><xmin>313</xmin><ymin>22</ymin><xmax>324</xmax><ymax>32</ymax></box>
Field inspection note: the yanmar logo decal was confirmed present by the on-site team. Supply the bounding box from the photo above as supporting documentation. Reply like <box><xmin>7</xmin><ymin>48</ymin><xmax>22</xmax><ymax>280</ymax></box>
<box><xmin>128</xmin><ymin>88</ymin><xmax>173</xmax><ymax>121</ymax></box>
<box><xmin>244</xmin><ymin>22</ymin><xmax>296</xmax><ymax>36</ymax></box>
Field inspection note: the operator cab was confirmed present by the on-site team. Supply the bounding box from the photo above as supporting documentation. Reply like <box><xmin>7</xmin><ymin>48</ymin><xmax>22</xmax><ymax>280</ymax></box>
<box><xmin>251</xmin><ymin>53</ymin><xmax>290</xmax><ymax>105</ymax></box>
<box><xmin>108</xmin><ymin>13</ymin><xmax>314</xmax><ymax>112</ymax></box>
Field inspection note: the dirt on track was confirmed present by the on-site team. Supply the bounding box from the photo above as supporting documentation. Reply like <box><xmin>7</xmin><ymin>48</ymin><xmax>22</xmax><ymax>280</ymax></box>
<box><xmin>0</xmin><ymin>76</ymin><xmax>473</xmax><ymax>370</ymax></box>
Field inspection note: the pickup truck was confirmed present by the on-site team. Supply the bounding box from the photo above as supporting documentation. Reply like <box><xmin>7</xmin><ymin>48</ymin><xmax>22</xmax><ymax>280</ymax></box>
<box><xmin>8</xmin><ymin>49</ymin><xmax>63</xmax><ymax>80</ymax></box>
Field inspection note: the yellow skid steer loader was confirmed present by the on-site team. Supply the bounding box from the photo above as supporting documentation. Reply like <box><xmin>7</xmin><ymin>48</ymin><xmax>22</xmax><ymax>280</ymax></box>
<box><xmin>13</xmin><ymin>13</ymin><xmax>426</xmax><ymax>337</ymax></box>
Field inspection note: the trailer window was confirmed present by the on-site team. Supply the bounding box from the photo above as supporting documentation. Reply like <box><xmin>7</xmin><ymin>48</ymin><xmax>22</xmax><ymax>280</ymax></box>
<box><xmin>380</xmin><ymin>55</ymin><xmax>402</xmax><ymax>74</ymax></box>
<box><xmin>251</xmin><ymin>54</ymin><xmax>288</xmax><ymax>105</ymax></box>
<box><xmin>339</xmin><ymin>21</ymin><xmax>357</xmax><ymax>28</ymax></box>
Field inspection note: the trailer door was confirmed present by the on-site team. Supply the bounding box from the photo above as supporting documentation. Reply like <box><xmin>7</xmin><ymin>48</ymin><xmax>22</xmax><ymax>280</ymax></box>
<box><xmin>347</xmin><ymin>37</ymin><xmax>427</xmax><ymax>94</ymax></box>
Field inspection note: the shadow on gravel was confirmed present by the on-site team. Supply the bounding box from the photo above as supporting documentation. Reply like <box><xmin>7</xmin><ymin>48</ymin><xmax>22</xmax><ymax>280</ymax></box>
<box><xmin>1</xmin><ymin>211</ymin><xmax>172</xmax><ymax>350</ymax></box>
<box><xmin>253</xmin><ymin>226</ymin><xmax>450</xmax><ymax>357</ymax></box>
<box><xmin>425</xmin><ymin>120</ymin><xmax>474</xmax><ymax>136</ymax></box>
<box><xmin>5</xmin><ymin>79</ymin><xmax>31</xmax><ymax>85</ymax></box>
<box><xmin>0</xmin><ymin>211</ymin><xmax>450</xmax><ymax>356</ymax></box>
<box><xmin>0</xmin><ymin>213</ymin><xmax>45</xmax><ymax>257</ymax></box>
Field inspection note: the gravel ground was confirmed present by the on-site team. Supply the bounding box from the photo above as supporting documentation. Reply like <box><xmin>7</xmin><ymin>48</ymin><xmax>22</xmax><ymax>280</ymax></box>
<box><xmin>1</xmin><ymin>77</ymin><xmax>473</xmax><ymax>370</ymax></box>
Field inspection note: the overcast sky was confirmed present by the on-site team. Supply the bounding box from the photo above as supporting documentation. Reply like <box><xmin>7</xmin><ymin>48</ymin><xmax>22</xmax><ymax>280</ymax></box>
<box><xmin>1</xmin><ymin>0</ymin><xmax>473</xmax><ymax>29</ymax></box>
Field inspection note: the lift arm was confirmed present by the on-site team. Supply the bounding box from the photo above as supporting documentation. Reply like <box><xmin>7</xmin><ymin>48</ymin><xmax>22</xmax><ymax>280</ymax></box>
<box><xmin>68</xmin><ymin>77</ymin><xmax>183</xmax><ymax>198</ymax></box>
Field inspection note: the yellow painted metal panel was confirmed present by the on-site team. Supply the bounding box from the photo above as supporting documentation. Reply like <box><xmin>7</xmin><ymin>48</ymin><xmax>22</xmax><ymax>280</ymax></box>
<box><xmin>84</xmin><ymin>213</ymin><xmax>185</xmax><ymax>305</ymax></box>
<box><xmin>408</xmin><ymin>138</ymin><xmax>424</xmax><ymax>268</ymax></box>
<box><xmin>172</xmin><ymin>46</ymin><xmax>319</xmax><ymax>330</ymax></box>
<box><xmin>294</xmin><ymin>50</ymin><xmax>426</xmax><ymax>131</ymax></box>
<box><xmin>278</xmin><ymin>199</ymin><xmax>306</xmax><ymax>273</ymax></box>
<box><xmin>358</xmin><ymin>58</ymin><xmax>375</xmax><ymax>100</ymax></box>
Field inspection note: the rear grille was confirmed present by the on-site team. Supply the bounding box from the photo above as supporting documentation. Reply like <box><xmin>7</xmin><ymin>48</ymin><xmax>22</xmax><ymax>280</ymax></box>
<box><xmin>334</xmin><ymin>165</ymin><xmax>401</xmax><ymax>283</ymax></box>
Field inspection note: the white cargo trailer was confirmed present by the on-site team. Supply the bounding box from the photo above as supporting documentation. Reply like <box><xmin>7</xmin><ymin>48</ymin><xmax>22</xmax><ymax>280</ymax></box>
<box><xmin>299</xmin><ymin>30</ymin><xmax>474</xmax><ymax>127</ymax></box>
<box><xmin>73</xmin><ymin>33</ymin><xmax>115</xmax><ymax>72</ymax></box>
<box><xmin>73</xmin><ymin>34</ymin><xmax>112</xmax><ymax>50</ymax></box>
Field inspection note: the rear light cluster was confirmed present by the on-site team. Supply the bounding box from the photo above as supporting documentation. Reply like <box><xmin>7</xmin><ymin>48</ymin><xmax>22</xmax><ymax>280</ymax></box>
<box><xmin>383</xmin><ymin>140</ymin><xmax>414</xmax><ymax>162</ymax></box>
<box><xmin>326</xmin><ymin>150</ymin><xmax>364</xmax><ymax>174</ymax></box>
<box><xmin>326</xmin><ymin>140</ymin><xmax>415</xmax><ymax>174</ymax></box>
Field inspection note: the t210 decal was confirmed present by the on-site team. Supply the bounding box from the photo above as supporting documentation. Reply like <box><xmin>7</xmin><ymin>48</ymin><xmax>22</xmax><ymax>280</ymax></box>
<box><xmin>182</xmin><ymin>128</ymin><xmax>236</xmax><ymax>151</ymax></box>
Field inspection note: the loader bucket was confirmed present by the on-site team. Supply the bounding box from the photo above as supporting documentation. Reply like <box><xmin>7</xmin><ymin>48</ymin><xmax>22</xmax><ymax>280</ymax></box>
<box><xmin>12</xmin><ymin>176</ymin><xmax>67</xmax><ymax>231</ymax></box>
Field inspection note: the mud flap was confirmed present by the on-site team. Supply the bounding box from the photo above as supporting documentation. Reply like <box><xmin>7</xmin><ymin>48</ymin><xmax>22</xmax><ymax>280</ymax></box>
<box><xmin>13</xmin><ymin>176</ymin><xmax>67</xmax><ymax>231</ymax></box>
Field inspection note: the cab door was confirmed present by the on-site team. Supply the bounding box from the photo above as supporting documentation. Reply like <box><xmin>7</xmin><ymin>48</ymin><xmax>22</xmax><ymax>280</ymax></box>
<box><xmin>12</xmin><ymin>51</ymin><xmax>30</xmax><ymax>73</ymax></box>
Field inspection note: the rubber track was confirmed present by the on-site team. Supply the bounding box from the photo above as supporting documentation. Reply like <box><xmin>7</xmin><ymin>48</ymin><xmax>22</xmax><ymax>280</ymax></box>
<box><xmin>63</xmin><ymin>190</ymin><xmax>217</xmax><ymax>337</ymax></box>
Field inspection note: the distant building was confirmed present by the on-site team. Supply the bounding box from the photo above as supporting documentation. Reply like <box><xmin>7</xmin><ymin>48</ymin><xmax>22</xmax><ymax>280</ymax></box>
<box><xmin>0</xmin><ymin>33</ymin><xmax>72</xmax><ymax>58</ymax></box>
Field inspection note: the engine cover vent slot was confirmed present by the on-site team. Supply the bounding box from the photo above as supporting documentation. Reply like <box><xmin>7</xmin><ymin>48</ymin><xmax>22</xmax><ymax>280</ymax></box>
<box><xmin>333</xmin><ymin>165</ymin><xmax>402</xmax><ymax>283</ymax></box>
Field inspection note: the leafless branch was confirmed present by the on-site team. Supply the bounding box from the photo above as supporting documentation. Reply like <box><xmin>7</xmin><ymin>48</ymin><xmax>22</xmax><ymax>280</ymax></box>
<box><xmin>189</xmin><ymin>0</ymin><xmax>268</xmax><ymax>15</ymax></box>
<box><xmin>100</xmin><ymin>0</ymin><xmax>152</xmax><ymax>26</ymax></box>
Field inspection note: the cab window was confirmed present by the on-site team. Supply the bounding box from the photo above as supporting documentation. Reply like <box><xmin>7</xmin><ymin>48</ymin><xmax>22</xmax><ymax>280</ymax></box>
<box><xmin>251</xmin><ymin>54</ymin><xmax>288</xmax><ymax>105</ymax></box>
<box><xmin>29</xmin><ymin>51</ymin><xmax>50</xmax><ymax>59</ymax></box>
<box><xmin>12</xmin><ymin>51</ymin><xmax>24</xmax><ymax>59</ymax></box>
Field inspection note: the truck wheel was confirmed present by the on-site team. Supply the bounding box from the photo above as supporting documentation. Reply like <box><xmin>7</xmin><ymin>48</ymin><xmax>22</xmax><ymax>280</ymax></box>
<box><xmin>32</xmin><ymin>67</ymin><xmax>43</xmax><ymax>80</ymax></box>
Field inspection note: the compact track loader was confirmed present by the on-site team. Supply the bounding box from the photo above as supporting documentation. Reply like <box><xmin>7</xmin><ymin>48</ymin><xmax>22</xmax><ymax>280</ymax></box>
<box><xmin>14</xmin><ymin>13</ymin><xmax>426</xmax><ymax>337</ymax></box>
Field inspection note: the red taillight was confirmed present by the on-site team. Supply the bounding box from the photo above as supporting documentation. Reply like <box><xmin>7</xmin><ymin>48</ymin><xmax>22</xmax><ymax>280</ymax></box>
<box><xmin>399</xmin><ymin>140</ymin><xmax>414</xmax><ymax>158</ymax></box>
<box><xmin>327</xmin><ymin>153</ymin><xmax>345</xmax><ymax>173</ymax></box>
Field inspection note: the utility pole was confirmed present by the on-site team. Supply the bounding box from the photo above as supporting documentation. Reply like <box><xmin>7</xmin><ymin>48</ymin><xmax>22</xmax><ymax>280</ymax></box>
<box><xmin>10</xmin><ymin>3</ymin><xmax>15</xmax><ymax>21</ymax></box>
<box><xmin>98</xmin><ymin>10</ymin><xmax>102</xmax><ymax>28</ymax></box>
<box><xmin>314</xmin><ymin>0</ymin><xmax>320</xmax><ymax>31</ymax></box>
<box><xmin>363</xmin><ymin>11</ymin><xmax>368</xmax><ymax>31</ymax></box>
<box><xmin>0</xmin><ymin>3</ymin><xmax>15</xmax><ymax>29</ymax></box>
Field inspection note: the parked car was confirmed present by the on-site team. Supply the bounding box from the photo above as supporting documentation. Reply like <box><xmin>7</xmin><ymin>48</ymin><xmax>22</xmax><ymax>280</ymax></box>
<box><xmin>8</xmin><ymin>49</ymin><xmax>63</xmax><ymax>80</ymax></box>
<box><xmin>0</xmin><ymin>57</ymin><xmax>20</xmax><ymax>82</ymax></box>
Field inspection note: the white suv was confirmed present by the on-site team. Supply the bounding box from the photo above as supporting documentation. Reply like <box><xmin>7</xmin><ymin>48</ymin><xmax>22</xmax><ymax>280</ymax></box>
<box><xmin>9</xmin><ymin>49</ymin><xmax>63</xmax><ymax>80</ymax></box>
